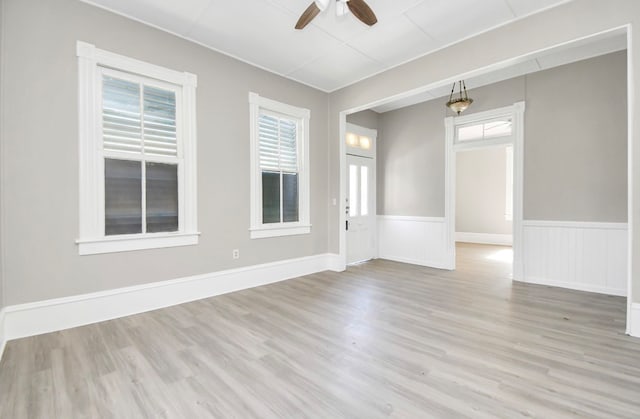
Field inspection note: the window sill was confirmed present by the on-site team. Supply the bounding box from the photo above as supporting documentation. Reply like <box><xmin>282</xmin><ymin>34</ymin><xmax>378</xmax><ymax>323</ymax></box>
<box><xmin>76</xmin><ymin>232</ymin><xmax>200</xmax><ymax>255</ymax></box>
<box><xmin>250</xmin><ymin>224</ymin><xmax>311</xmax><ymax>239</ymax></box>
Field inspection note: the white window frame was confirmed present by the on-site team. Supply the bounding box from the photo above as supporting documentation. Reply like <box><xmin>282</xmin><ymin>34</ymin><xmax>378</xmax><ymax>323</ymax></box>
<box><xmin>249</xmin><ymin>92</ymin><xmax>311</xmax><ymax>239</ymax></box>
<box><xmin>76</xmin><ymin>41</ymin><xmax>199</xmax><ymax>255</ymax></box>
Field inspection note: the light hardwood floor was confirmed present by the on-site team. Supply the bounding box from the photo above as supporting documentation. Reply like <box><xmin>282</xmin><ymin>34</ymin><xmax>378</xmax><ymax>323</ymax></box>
<box><xmin>1</xmin><ymin>243</ymin><xmax>639</xmax><ymax>418</ymax></box>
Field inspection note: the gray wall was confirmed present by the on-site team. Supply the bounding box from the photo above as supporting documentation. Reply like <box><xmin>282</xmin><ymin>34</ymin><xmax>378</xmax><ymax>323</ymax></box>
<box><xmin>0</xmin><ymin>0</ymin><xmax>329</xmax><ymax>305</ymax></box>
<box><xmin>456</xmin><ymin>147</ymin><xmax>512</xmax><ymax>235</ymax></box>
<box><xmin>346</xmin><ymin>110</ymin><xmax>380</xmax><ymax>131</ymax></box>
<box><xmin>525</xmin><ymin>52</ymin><xmax>627</xmax><ymax>221</ymax></box>
<box><xmin>377</xmin><ymin>99</ymin><xmax>447</xmax><ymax>216</ymax></box>
<box><xmin>376</xmin><ymin>51</ymin><xmax>627</xmax><ymax>224</ymax></box>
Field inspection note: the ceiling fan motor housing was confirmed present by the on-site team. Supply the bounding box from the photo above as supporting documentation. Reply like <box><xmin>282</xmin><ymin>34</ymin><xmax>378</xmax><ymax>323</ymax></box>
<box><xmin>336</xmin><ymin>0</ymin><xmax>349</xmax><ymax>16</ymax></box>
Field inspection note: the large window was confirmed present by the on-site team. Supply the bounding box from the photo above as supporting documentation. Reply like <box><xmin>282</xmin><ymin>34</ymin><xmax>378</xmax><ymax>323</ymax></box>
<box><xmin>76</xmin><ymin>42</ymin><xmax>198</xmax><ymax>255</ymax></box>
<box><xmin>249</xmin><ymin>93</ymin><xmax>310</xmax><ymax>239</ymax></box>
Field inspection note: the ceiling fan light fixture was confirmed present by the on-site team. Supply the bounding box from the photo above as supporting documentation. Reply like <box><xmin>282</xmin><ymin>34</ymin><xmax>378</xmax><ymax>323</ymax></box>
<box><xmin>446</xmin><ymin>80</ymin><xmax>474</xmax><ymax>115</ymax></box>
<box><xmin>314</xmin><ymin>0</ymin><xmax>330</xmax><ymax>11</ymax></box>
<box><xmin>296</xmin><ymin>0</ymin><xmax>377</xmax><ymax>29</ymax></box>
<box><xmin>336</xmin><ymin>0</ymin><xmax>349</xmax><ymax>17</ymax></box>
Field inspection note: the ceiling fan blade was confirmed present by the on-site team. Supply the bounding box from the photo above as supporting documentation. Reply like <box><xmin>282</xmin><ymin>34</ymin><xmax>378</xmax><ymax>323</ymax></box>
<box><xmin>295</xmin><ymin>2</ymin><xmax>321</xmax><ymax>30</ymax></box>
<box><xmin>347</xmin><ymin>0</ymin><xmax>378</xmax><ymax>26</ymax></box>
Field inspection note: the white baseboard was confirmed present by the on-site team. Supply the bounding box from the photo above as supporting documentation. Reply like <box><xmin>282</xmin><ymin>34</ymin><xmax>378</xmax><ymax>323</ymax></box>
<box><xmin>0</xmin><ymin>309</ymin><xmax>6</xmax><ymax>362</ymax></box>
<box><xmin>2</xmin><ymin>253</ymin><xmax>338</xmax><ymax>343</ymax></box>
<box><xmin>519</xmin><ymin>276</ymin><xmax>626</xmax><ymax>297</ymax></box>
<box><xmin>522</xmin><ymin>220</ymin><xmax>628</xmax><ymax>297</ymax></box>
<box><xmin>379</xmin><ymin>255</ymin><xmax>451</xmax><ymax>270</ymax></box>
<box><xmin>455</xmin><ymin>232</ymin><xmax>513</xmax><ymax>246</ymax></box>
<box><xmin>630</xmin><ymin>303</ymin><xmax>640</xmax><ymax>338</ymax></box>
<box><xmin>326</xmin><ymin>253</ymin><xmax>346</xmax><ymax>272</ymax></box>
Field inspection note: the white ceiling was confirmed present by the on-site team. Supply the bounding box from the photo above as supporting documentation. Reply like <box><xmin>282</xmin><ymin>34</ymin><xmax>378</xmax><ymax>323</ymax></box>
<box><xmin>82</xmin><ymin>0</ymin><xmax>572</xmax><ymax>92</ymax></box>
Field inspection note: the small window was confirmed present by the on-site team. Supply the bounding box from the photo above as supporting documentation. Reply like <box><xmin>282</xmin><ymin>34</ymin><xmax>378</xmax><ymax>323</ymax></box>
<box><xmin>457</xmin><ymin>118</ymin><xmax>512</xmax><ymax>142</ymax></box>
<box><xmin>249</xmin><ymin>93</ymin><xmax>311</xmax><ymax>239</ymax></box>
<box><xmin>76</xmin><ymin>42</ymin><xmax>198</xmax><ymax>255</ymax></box>
<box><xmin>349</xmin><ymin>164</ymin><xmax>358</xmax><ymax>217</ymax></box>
<box><xmin>360</xmin><ymin>166</ymin><xmax>369</xmax><ymax>216</ymax></box>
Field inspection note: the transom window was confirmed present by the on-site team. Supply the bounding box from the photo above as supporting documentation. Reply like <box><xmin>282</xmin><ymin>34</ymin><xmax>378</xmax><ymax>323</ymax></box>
<box><xmin>249</xmin><ymin>93</ymin><xmax>311</xmax><ymax>239</ymax></box>
<box><xmin>76</xmin><ymin>42</ymin><xmax>198</xmax><ymax>255</ymax></box>
<box><xmin>456</xmin><ymin>117</ymin><xmax>512</xmax><ymax>142</ymax></box>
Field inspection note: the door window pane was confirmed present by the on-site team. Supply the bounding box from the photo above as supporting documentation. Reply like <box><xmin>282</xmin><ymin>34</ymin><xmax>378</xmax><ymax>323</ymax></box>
<box><xmin>105</xmin><ymin>158</ymin><xmax>142</xmax><ymax>235</ymax></box>
<box><xmin>262</xmin><ymin>171</ymin><xmax>280</xmax><ymax>223</ymax></box>
<box><xmin>349</xmin><ymin>164</ymin><xmax>358</xmax><ymax>217</ymax></box>
<box><xmin>146</xmin><ymin>162</ymin><xmax>178</xmax><ymax>233</ymax></box>
<box><xmin>283</xmin><ymin>173</ymin><xmax>299</xmax><ymax>222</ymax></box>
<box><xmin>360</xmin><ymin>166</ymin><xmax>368</xmax><ymax>216</ymax></box>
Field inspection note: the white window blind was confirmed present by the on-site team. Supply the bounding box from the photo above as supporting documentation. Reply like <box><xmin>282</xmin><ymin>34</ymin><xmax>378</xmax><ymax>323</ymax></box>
<box><xmin>102</xmin><ymin>75</ymin><xmax>177</xmax><ymax>157</ymax></box>
<box><xmin>258</xmin><ymin>113</ymin><xmax>298</xmax><ymax>173</ymax></box>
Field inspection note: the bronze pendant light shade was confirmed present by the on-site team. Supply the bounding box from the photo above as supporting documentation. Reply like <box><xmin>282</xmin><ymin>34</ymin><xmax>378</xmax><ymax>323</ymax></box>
<box><xmin>446</xmin><ymin>80</ymin><xmax>474</xmax><ymax>115</ymax></box>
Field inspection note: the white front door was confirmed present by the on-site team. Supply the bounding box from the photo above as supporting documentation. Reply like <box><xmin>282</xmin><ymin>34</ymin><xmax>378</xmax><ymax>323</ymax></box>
<box><xmin>346</xmin><ymin>154</ymin><xmax>375</xmax><ymax>264</ymax></box>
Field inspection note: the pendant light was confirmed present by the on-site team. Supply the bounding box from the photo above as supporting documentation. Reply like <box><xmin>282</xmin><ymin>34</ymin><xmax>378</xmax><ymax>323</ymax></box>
<box><xmin>446</xmin><ymin>80</ymin><xmax>473</xmax><ymax>115</ymax></box>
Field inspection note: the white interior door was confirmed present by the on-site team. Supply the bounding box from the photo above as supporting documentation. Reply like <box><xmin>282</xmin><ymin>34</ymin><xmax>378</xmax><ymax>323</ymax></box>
<box><xmin>347</xmin><ymin>154</ymin><xmax>375</xmax><ymax>264</ymax></box>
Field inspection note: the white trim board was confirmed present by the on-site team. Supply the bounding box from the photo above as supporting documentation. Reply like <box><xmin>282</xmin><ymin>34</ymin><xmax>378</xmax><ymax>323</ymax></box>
<box><xmin>455</xmin><ymin>232</ymin><xmax>513</xmax><ymax>246</ymax></box>
<box><xmin>0</xmin><ymin>309</ymin><xmax>6</xmax><ymax>363</ymax></box>
<box><xmin>630</xmin><ymin>303</ymin><xmax>640</xmax><ymax>338</ymax></box>
<box><xmin>1</xmin><ymin>253</ymin><xmax>341</xmax><ymax>343</ymax></box>
<box><xmin>377</xmin><ymin>216</ymin><xmax>450</xmax><ymax>269</ymax></box>
<box><xmin>522</xmin><ymin>220</ymin><xmax>628</xmax><ymax>229</ymax></box>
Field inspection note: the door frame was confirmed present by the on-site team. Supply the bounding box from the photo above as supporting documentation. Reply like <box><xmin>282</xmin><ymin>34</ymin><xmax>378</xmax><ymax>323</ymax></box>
<box><xmin>345</xmin><ymin>123</ymin><xmax>378</xmax><ymax>262</ymax></box>
<box><xmin>444</xmin><ymin>102</ymin><xmax>525</xmax><ymax>277</ymax></box>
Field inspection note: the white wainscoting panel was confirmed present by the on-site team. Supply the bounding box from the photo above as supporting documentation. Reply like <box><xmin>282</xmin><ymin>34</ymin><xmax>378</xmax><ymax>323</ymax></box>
<box><xmin>2</xmin><ymin>253</ymin><xmax>340</xmax><ymax>343</ymax></box>
<box><xmin>631</xmin><ymin>303</ymin><xmax>640</xmax><ymax>338</ymax></box>
<box><xmin>378</xmin><ymin>216</ymin><xmax>449</xmax><ymax>269</ymax></box>
<box><xmin>455</xmin><ymin>232</ymin><xmax>513</xmax><ymax>246</ymax></box>
<box><xmin>522</xmin><ymin>221</ymin><xmax>627</xmax><ymax>296</ymax></box>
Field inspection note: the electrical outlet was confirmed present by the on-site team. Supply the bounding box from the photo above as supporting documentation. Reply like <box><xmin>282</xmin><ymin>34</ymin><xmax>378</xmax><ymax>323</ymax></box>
<box><xmin>232</xmin><ymin>249</ymin><xmax>240</xmax><ymax>259</ymax></box>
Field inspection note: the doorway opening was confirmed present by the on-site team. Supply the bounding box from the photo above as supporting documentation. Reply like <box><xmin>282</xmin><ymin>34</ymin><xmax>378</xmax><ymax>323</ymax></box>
<box><xmin>455</xmin><ymin>142</ymin><xmax>514</xmax><ymax>278</ymax></box>
<box><xmin>345</xmin><ymin>123</ymin><xmax>377</xmax><ymax>265</ymax></box>
<box><xmin>445</xmin><ymin>103</ymin><xmax>524</xmax><ymax>278</ymax></box>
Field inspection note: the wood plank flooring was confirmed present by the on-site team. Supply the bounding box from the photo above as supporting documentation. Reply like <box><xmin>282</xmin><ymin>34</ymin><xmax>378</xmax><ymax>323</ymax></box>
<box><xmin>1</xmin><ymin>243</ymin><xmax>639</xmax><ymax>418</ymax></box>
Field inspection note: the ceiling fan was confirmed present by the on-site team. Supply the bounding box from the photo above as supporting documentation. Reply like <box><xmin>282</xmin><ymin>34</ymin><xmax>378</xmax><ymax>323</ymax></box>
<box><xmin>295</xmin><ymin>0</ymin><xmax>378</xmax><ymax>30</ymax></box>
